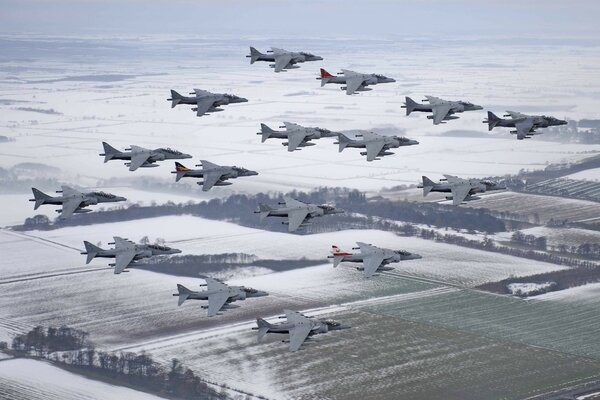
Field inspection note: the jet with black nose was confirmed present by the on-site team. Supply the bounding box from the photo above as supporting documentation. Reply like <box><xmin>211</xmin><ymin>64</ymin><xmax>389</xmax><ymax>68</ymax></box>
<box><xmin>419</xmin><ymin>175</ymin><xmax>505</xmax><ymax>205</ymax></box>
<box><xmin>484</xmin><ymin>110</ymin><xmax>567</xmax><ymax>140</ymax></box>
<box><xmin>402</xmin><ymin>96</ymin><xmax>483</xmax><ymax>125</ymax></box>
<box><xmin>335</xmin><ymin>131</ymin><xmax>419</xmax><ymax>161</ymax></box>
<box><xmin>30</xmin><ymin>186</ymin><xmax>126</xmax><ymax>219</ymax></box>
<box><xmin>100</xmin><ymin>142</ymin><xmax>192</xmax><ymax>172</ymax></box>
<box><xmin>172</xmin><ymin>160</ymin><xmax>258</xmax><ymax>191</ymax></box>
<box><xmin>317</xmin><ymin>68</ymin><xmax>395</xmax><ymax>95</ymax></box>
<box><xmin>168</xmin><ymin>88</ymin><xmax>248</xmax><ymax>117</ymax></box>
<box><xmin>247</xmin><ymin>47</ymin><xmax>323</xmax><ymax>72</ymax></box>
<box><xmin>255</xmin><ymin>196</ymin><xmax>344</xmax><ymax>232</ymax></box>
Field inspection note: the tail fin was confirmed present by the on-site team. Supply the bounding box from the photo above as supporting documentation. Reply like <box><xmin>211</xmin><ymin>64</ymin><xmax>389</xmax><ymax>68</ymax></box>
<box><xmin>176</xmin><ymin>284</ymin><xmax>192</xmax><ymax>306</ymax></box>
<box><xmin>486</xmin><ymin>111</ymin><xmax>501</xmax><ymax>131</ymax></box>
<box><xmin>337</xmin><ymin>133</ymin><xmax>352</xmax><ymax>153</ymax></box>
<box><xmin>403</xmin><ymin>96</ymin><xmax>418</xmax><ymax>116</ymax></box>
<box><xmin>30</xmin><ymin>188</ymin><xmax>52</xmax><ymax>210</ymax></box>
<box><xmin>256</xmin><ymin>318</ymin><xmax>272</xmax><ymax>341</ymax></box>
<box><xmin>169</xmin><ymin>90</ymin><xmax>184</xmax><ymax>108</ymax></box>
<box><xmin>101</xmin><ymin>142</ymin><xmax>120</xmax><ymax>163</ymax></box>
<box><xmin>248</xmin><ymin>47</ymin><xmax>263</xmax><ymax>64</ymax></box>
<box><xmin>257</xmin><ymin>203</ymin><xmax>273</xmax><ymax>221</ymax></box>
<box><xmin>319</xmin><ymin>68</ymin><xmax>334</xmax><ymax>87</ymax></box>
<box><xmin>331</xmin><ymin>245</ymin><xmax>350</xmax><ymax>268</ymax></box>
<box><xmin>260</xmin><ymin>123</ymin><xmax>276</xmax><ymax>143</ymax></box>
<box><xmin>82</xmin><ymin>241</ymin><xmax>102</xmax><ymax>264</ymax></box>
<box><xmin>174</xmin><ymin>162</ymin><xmax>191</xmax><ymax>182</ymax></box>
<box><xmin>422</xmin><ymin>176</ymin><xmax>436</xmax><ymax>196</ymax></box>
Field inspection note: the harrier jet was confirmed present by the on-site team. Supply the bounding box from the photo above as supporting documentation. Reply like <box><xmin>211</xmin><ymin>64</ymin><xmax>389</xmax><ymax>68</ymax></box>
<box><xmin>255</xmin><ymin>196</ymin><xmax>344</xmax><ymax>232</ymax></box>
<box><xmin>172</xmin><ymin>161</ymin><xmax>258</xmax><ymax>191</ymax></box>
<box><xmin>247</xmin><ymin>47</ymin><xmax>323</xmax><ymax>73</ymax></box>
<box><xmin>168</xmin><ymin>89</ymin><xmax>248</xmax><ymax>117</ymax></box>
<box><xmin>174</xmin><ymin>278</ymin><xmax>268</xmax><ymax>317</ymax></box>
<box><xmin>258</xmin><ymin>122</ymin><xmax>338</xmax><ymax>152</ymax></box>
<box><xmin>335</xmin><ymin>131</ymin><xmax>419</xmax><ymax>161</ymax></box>
<box><xmin>30</xmin><ymin>186</ymin><xmax>126</xmax><ymax>219</ymax></box>
<box><xmin>419</xmin><ymin>175</ymin><xmax>505</xmax><ymax>205</ymax></box>
<box><xmin>253</xmin><ymin>310</ymin><xmax>351</xmax><ymax>352</ymax></box>
<box><xmin>81</xmin><ymin>237</ymin><xmax>181</xmax><ymax>274</ymax></box>
<box><xmin>100</xmin><ymin>142</ymin><xmax>191</xmax><ymax>172</ymax></box>
<box><xmin>402</xmin><ymin>96</ymin><xmax>483</xmax><ymax>125</ymax></box>
<box><xmin>329</xmin><ymin>242</ymin><xmax>422</xmax><ymax>278</ymax></box>
<box><xmin>317</xmin><ymin>68</ymin><xmax>395</xmax><ymax>95</ymax></box>
<box><xmin>484</xmin><ymin>111</ymin><xmax>567</xmax><ymax>140</ymax></box>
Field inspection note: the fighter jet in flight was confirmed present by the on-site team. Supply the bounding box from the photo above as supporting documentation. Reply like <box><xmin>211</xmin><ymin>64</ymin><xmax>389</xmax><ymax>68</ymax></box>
<box><xmin>171</xmin><ymin>161</ymin><xmax>258</xmax><ymax>191</ymax></box>
<box><xmin>247</xmin><ymin>47</ymin><xmax>323</xmax><ymax>73</ymax></box>
<box><xmin>253</xmin><ymin>310</ymin><xmax>351</xmax><ymax>352</ymax></box>
<box><xmin>402</xmin><ymin>96</ymin><xmax>483</xmax><ymax>125</ymax></box>
<box><xmin>174</xmin><ymin>278</ymin><xmax>268</xmax><ymax>317</ymax></box>
<box><xmin>419</xmin><ymin>175</ymin><xmax>505</xmax><ymax>205</ymax></box>
<box><xmin>81</xmin><ymin>237</ymin><xmax>182</xmax><ymax>274</ymax></box>
<box><xmin>255</xmin><ymin>196</ymin><xmax>344</xmax><ymax>232</ymax></box>
<box><xmin>30</xmin><ymin>186</ymin><xmax>126</xmax><ymax>219</ymax></box>
<box><xmin>335</xmin><ymin>131</ymin><xmax>419</xmax><ymax>161</ymax></box>
<box><xmin>329</xmin><ymin>242</ymin><xmax>422</xmax><ymax>278</ymax></box>
<box><xmin>168</xmin><ymin>89</ymin><xmax>248</xmax><ymax>117</ymax></box>
<box><xmin>317</xmin><ymin>68</ymin><xmax>395</xmax><ymax>95</ymax></box>
<box><xmin>258</xmin><ymin>122</ymin><xmax>338</xmax><ymax>152</ymax></box>
<box><xmin>484</xmin><ymin>111</ymin><xmax>567</xmax><ymax>140</ymax></box>
<box><xmin>100</xmin><ymin>142</ymin><xmax>191</xmax><ymax>172</ymax></box>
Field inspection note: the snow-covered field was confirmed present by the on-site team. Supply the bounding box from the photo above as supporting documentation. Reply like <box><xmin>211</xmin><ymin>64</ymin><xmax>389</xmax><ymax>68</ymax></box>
<box><xmin>565</xmin><ymin>168</ymin><xmax>600</xmax><ymax>181</ymax></box>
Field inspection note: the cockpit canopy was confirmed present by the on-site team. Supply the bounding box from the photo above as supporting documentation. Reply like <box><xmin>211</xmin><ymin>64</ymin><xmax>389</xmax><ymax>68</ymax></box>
<box><xmin>147</xmin><ymin>244</ymin><xmax>171</xmax><ymax>251</ymax></box>
<box><xmin>159</xmin><ymin>148</ymin><xmax>183</xmax><ymax>155</ymax></box>
<box><xmin>91</xmin><ymin>191</ymin><xmax>116</xmax><ymax>198</ymax></box>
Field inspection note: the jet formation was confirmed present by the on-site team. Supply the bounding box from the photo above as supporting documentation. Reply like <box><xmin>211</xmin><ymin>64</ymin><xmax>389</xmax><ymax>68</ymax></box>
<box><xmin>317</xmin><ymin>68</ymin><xmax>395</xmax><ymax>95</ymax></box>
<box><xmin>259</xmin><ymin>122</ymin><xmax>338</xmax><ymax>152</ymax></box>
<box><xmin>82</xmin><ymin>237</ymin><xmax>181</xmax><ymax>274</ymax></box>
<box><xmin>168</xmin><ymin>89</ymin><xmax>248</xmax><ymax>117</ymax></box>
<box><xmin>255</xmin><ymin>196</ymin><xmax>344</xmax><ymax>232</ymax></box>
<box><xmin>484</xmin><ymin>111</ymin><xmax>567</xmax><ymax>140</ymax></box>
<box><xmin>254</xmin><ymin>310</ymin><xmax>351</xmax><ymax>352</ymax></box>
<box><xmin>30</xmin><ymin>186</ymin><xmax>126</xmax><ymax>219</ymax></box>
<box><xmin>100</xmin><ymin>142</ymin><xmax>191</xmax><ymax>172</ymax></box>
<box><xmin>172</xmin><ymin>161</ymin><xmax>258</xmax><ymax>191</ymax></box>
<box><xmin>336</xmin><ymin>131</ymin><xmax>419</xmax><ymax>161</ymax></box>
<box><xmin>403</xmin><ymin>96</ymin><xmax>483</xmax><ymax>125</ymax></box>
<box><xmin>329</xmin><ymin>242</ymin><xmax>422</xmax><ymax>278</ymax></box>
<box><xmin>247</xmin><ymin>47</ymin><xmax>323</xmax><ymax>73</ymax></box>
<box><xmin>174</xmin><ymin>278</ymin><xmax>268</xmax><ymax>317</ymax></box>
<box><xmin>419</xmin><ymin>175</ymin><xmax>505</xmax><ymax>205</ymax></box>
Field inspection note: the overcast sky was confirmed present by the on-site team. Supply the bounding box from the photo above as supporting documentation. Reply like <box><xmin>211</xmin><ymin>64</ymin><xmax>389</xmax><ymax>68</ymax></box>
<box><xmin>1</xmin><ymin>0</ymin><xmax>599</xmax><ymax>39</ymax></box>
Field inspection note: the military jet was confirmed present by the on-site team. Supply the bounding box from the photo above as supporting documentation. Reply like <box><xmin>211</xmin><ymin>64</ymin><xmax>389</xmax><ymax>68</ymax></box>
<box><xmin>402</xmin><ymin>96</ymin><xmax>483</xmax><ymax>125</ymax></box>
<box><xmin>168</xmin><ymin>89</ymin><xmax>248</xmax><ymax>117</ymax></box>
<box><xmin>174</xmin><ymin>278</ymin><xmax>268</xmax><ymax>317</ymax></box>
<box><xmin>247</xmin><ymin>47</ymin><xmax>323</xmax><ymax>73</ymax></box>
<box><xmin>81</xmin><ymin>237</ymin><xmax>182</xmax><ymax>274</ymax></box>
<box><xmin>484</xmin><ymin>111</ymin><xmax>567</xmax><ymax>140</ymax></box>
<box><xmin>171</xmin><ymin>161</ymin><xmax>258</xmax><ymax>191</ymax></box>
<box><xmin>317</xmin><ymin>68</ymin><xmax>395</xmax><ymax>95</ymax></box>
<box><xmin>30</xmin><ymin>186</ymin><xmax>126</xmax><ymax>219</ymax></box>
<box><xmin>100</xmin><ymin>142</ymin><xmax>191</xmax><ymax>172</ymax></box>
<box><xmin>253</xmin><ymin>310</ymin><xmax>351</xmax><ymax>352</ymax></box>
<box><xmin>258</xmin><ymin>122</ymin><xmax>338</xmax><ymax>152</ymax></box>
<box><xmin>328</xmin><ymin>243</ymin><xmax>422</xmax><ymax>278</ymax></box>
<box><xmin>335</xmin><ymin>131</ymin><xmax>419</xmax><ymax>161</ymax></box>
<box><xmin>255</xmin><ymin>196</ymin><xmax>344</xmax><ymax>232</ymax></box>
<box><xmin>419</xmin><ymin>175</ymin><xmax>505</xmax><ymax>205</ymax></box>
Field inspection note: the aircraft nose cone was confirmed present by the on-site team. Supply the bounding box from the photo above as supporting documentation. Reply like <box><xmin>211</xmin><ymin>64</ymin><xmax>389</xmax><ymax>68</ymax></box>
<box><xmin>411</xmin><ymin>140</ymin><xmax>420</xmax><ymax>145</ymax></box>
<box><xmin>116</xmin><ymin>196</ymin><xmax>127</xmax><ymax>202</ymax></box>
<box><xmin>338</xmin><ymin>323</ymin><xmax>352</xmax><ymax>330</ymax></box>
<box><xmin>248</xmin><ymin>170</ymin><xmax>259</xmax><ymax>176</ymax></box>
<box><xmin>474</xmin><ymin>105</ymin><xmax>484</xmax><ymax>110</ymax></box>
<box><xmin>314</xmin><ymin>56</ymin><xmax>323</xmax><ymax>61</ymax></box>
<box><xmin>182</xmin><ymin>153</ymin><xmax>193</xmax><ymax>159</ymax></box>
<box><xmin>388</xmin><ymin>78</ymin><xmax>396</xmax><ymax>83</ymax></box>
<box><xmin>238</xmin><ymin>97</ymin><xmax>249</xmax><ymax>103</ymax></box>
<box><xmin>171</xmin><ymin>249</ymin><xmax>182</xmax><ymax>254</ymax></box>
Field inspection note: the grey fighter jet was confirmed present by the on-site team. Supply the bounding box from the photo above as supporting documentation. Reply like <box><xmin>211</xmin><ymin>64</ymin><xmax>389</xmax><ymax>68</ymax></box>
<box><xmin>328</xmin><ymin>243</ymin><xmax>422</xmax><ymax>278</ymax></box>
<box><xmin>100</xmin><ymin>142</ymin><xmax>192</xmax><ymax>172</ymax></box>
<box><xmin>174</xmin><ymin>278</ymin><xmax>268</xmax><ymax>317</ymax></box>
<box><xmin>419</xmin><ymin>175</ymin><xmax>505</xmax><ymax>205</ymax></box>
<box><xmin>255</xmin><ymin>196</ymin><xmax>344</xmax><ymax>232</ymax></box>
<box><xmin>335</xmin><ymin>131</ymin><xmax>419</xmax><ymax>161</ymax></box>
<box><xmin>253</xmin><ymin>310</ymin><xmax>351</xmax><ymax>352</ymax></box>
<box><xmin>30</xmin><ymin>186</ymin><xmax>126</xmax><ymax>219</ymax></box>
<box><xmin>317</xmin><ymin>68</ymin><xmax>395</xmax><ymax>95</ymax></box>
<box><xmin>247</xmin><ymin>47</ymin><xmax>323</xmax><ymax>73</ymax></box>
<box><xmin>81</xmin><ymin>237</ymin><xmax>181</xmax><ymax>274</ymax></box>
<box><xmin>258</xmin><ymin>122</ymin><xmax>338</xmax><ymax>152</ymax></box>
<box><xmin>402</xmin><ymin>96</ymin><xmax>483</xmax><ymax>125</ymax></box>
<box><xmin>168</xmin><ymin>89</ymin><xmax>248</xmax><ymax>117</ymax></box>
<box><xmin>484</xmin><ymin>111</ymin><xmax>567</xmax><ymax>140</ymax></box>
<box><xmin>171</xmin><ymin>161</ymin><xmax>258</xmax><ymax>191</ymax></box>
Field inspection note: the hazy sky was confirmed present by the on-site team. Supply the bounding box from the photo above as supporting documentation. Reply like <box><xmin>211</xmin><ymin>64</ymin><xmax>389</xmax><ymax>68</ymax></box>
<box><xmin>2</xmin><ymin>0</ymin><xmax>599</xmax><ymax>39</ymax></box>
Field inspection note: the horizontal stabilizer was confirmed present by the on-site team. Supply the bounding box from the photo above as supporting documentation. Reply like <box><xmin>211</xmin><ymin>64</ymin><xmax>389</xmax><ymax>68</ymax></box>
<box><xmin>30</xmin><ymin>188</ymin><xmax>52</xmax><ymax>209</ymax></box>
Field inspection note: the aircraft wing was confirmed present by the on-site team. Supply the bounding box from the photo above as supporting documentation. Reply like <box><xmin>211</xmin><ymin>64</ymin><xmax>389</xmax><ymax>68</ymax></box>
<box><xmin>195</xmin><ymin>98</ymin><xmax>216</xmax><ymax>117</ymax></box>
<box><xmin>362</xmin><ymin>253</ymin><xmax>386</xmax><ymax>278</ymax></box>
<box><xmin>431</xmin><ymin>103</ymin><xmax>453</xmax><ymax>125</ymax></box>
<box><xmin>450</xmin><ymin>184</ymin><xmax>472</xmax><ymax>206</ymax></box>
<box><xmin>287</xmin><ymin>131</ymin><xmax>309</xmax><ymax>152</ymax></box>
<box><xmin>364</xmin><ymin>140</ymin><xmax>386</xmax><ymax>162</ymax></box>
<box><xmin>283</xmin><ymin>196</ymin><xmax>307</xmax><ymax>208</ymax></box>
<box><xmin>61</xmin><ymin>185</ymin><xmax>81</xmax><ymax>197</ymax></box>
<box><xmin>515</xmin><ymin>118</ymin><xmax>535</xmax><ymax>140</ymax></box>
<box><xmin>201</xmin><ymin>171</ymin><xmax>224</xmax><ymax>191</ymax></box>
<box><xmin>59</xmin><ymin>198</ymin><xmax>83</xmax><ymax>219</ymax></box>
<box><xmin>443</xmin><ymin>174</ymin><xmax>462</xmax><ymax>184</ymax></box>
<box><xmin>273</xmin><ymin>53</ymin><xmax>293</xmax><ymax>73</ymax></box>
<box><xmin>193</xmin><ymin>89</ymin><xmax>211</xmax><ymax>97</ymax></box>
<box><xmin>114</xmin><ymin>248</ymin><xmax>136</xmax><ymax>274</ymax></box>
<box><xmin>286</xmin><ymin>209</ymin><xmax>310</xmax><ymax>232</ymax></box>
<box><xmin>128</xmin><ymin>148</ymin><xmax>152</xmax><ymax>171</ymax></box>
<box><xmin>288</xmin><ymin>324</ymin><xmax>313</xmax><ymax>352</ymax></box>
<box><xmin>205</xmin><ymin>277</ymin><xmax>228</xmax><ymax>292</ymax></box>
<box><xmin>206</xmin><ymin>292</ymin><xmax>230</xmax><ymax>317</ymax></box>
<box><xmin>505</xmin><ymin>110</ymin><xmax>527</xmax><ymax>119</ymax></box>
<box><xmin>344</xmin><ymin>76</ymin><xmax>366</xmax><ymax>95</ymax></box>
